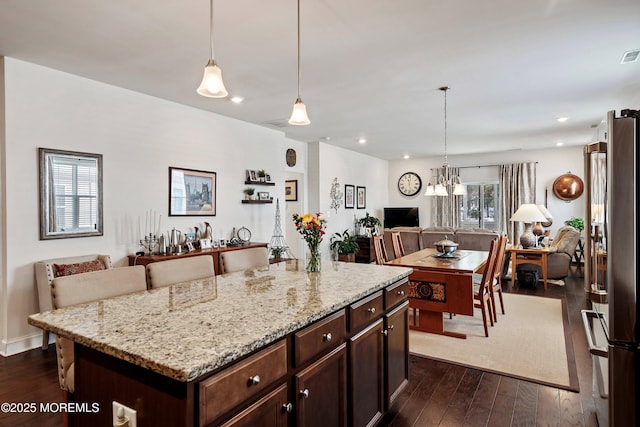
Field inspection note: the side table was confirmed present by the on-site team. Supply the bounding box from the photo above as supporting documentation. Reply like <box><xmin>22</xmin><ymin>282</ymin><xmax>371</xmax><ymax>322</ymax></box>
<box><xmin>510</xmin><ymin>247</ymin><xmax>550</xmax><ymax>290</ymax></box>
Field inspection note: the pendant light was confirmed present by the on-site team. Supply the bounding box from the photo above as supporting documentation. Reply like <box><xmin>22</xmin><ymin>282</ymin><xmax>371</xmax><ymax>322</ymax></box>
<box><xmin>288</xmin><ymin>0</ymin><xmax>310</xmax><ymax>125</ymax></box>
<box><xmin>197</xmin><ymin>0</ymin><xmax>228</xmax><ymax>98</ymax></box>
<box><xmin>425</xmin><ymin>86</ymin><xmax>466</xmax><ymax>196</ymax></box>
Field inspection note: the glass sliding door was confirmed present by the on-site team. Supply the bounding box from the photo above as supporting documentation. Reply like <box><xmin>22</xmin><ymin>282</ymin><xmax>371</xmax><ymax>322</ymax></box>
<box><xmin>458</xmin><ymin>183</ymin><xmax>499</xmax><ymax>230</ymax></box>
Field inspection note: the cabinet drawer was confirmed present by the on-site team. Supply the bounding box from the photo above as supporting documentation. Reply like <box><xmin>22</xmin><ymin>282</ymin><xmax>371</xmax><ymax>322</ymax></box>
<box><xmin>349</xmin><ymin>291</ymin><xmax>383</xmax><ymax>332</ymax></box>
<box><xmin>199</xmin><ymin>339</ymin><xmax>287</xmax><ymax>426</ymax></box>
<box><xmin>384</xmin><ymin>279</ymin><xmax>409</xmax><ymax>310</ymax></box>
<box><xmin>294</xmin><ymin>310</ymin><xmax>346</xmax><ymax>367</ymax></box>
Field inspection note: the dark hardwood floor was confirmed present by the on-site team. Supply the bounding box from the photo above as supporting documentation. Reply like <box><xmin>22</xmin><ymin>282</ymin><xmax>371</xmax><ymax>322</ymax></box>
<box><xmin>381</xmin><ymin>264</ymin><xmax>598</xmax><ymax>427</ymax></box>
<box><xmin>0</xmin><ymin>265</ymin><xmax>596</xmax><ymax>427</ymax></box>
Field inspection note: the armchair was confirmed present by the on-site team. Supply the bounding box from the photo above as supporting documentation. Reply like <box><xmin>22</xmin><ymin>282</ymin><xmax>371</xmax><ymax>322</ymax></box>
<box><xmin>546</xmin><ymin>226</ymin><xmax>581</xmax><ymax>279</ymax></box>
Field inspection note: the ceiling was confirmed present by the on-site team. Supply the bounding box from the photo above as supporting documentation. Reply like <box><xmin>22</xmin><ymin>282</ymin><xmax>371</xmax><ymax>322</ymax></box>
<box><xmin>1</xmin><ymin>0</ymin><xmax>639</xmax><ymax>160</ymax></box>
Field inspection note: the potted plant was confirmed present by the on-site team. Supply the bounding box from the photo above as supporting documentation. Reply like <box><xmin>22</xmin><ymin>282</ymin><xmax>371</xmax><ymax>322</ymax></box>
<box><xmin>329</xmin><ymin>229</ymin><xmax>360</xmax><ymax>262</ymax></box>
<box><xmin>270</xmin><ymin>246</ymin><xmax>286</xmax><ymax>262</ymax></box>
<box><xmin>358</xmin><ymin>212</ymin><xmax>382</xmax><ymax>236</ymax></box>
<box><xmin>564</xmin><ymin>217</ymin><xmax>585</xmax><ymax>232</ymax></box>
<box><xmin>257</xmin><ymin>169</ymin><xmax>267</xmax><ymax>182</ymax></box>
<box><xmin>243</xmin><ymin>187</ymin><xmax>256</xmax><ymax>200</ymax></box>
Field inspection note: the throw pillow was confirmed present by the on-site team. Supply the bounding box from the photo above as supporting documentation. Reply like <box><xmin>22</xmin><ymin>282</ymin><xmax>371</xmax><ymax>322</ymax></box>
<box><xmin>54</xmin><ymin>259</ymin><xmax>106</xmax><ymax>277</ymax></box>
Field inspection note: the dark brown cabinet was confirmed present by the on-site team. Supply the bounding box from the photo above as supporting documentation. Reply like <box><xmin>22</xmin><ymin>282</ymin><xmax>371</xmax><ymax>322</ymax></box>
<box><xmin>355</xmin><ymin>237</ymin><xmax>375</xmax><ymax>264</ymax></box>
<box><xmin>220</xmin><ymin>383</ymin><xmax>289</xmax><ymax>427</ymax></box>
<box><xmin>349</xmin><ymin>319</ymin><xmax>384</xmax><ymax>427</ymax></box>
<box><xmin>295</xmin><ymin>344</ymin><xmax>347</xmax><ymax>427</ymax></box>
<box><xmin>384</xmin><ymin>301</ymin><xmax>409</xmax><ymax>408</ymax></box>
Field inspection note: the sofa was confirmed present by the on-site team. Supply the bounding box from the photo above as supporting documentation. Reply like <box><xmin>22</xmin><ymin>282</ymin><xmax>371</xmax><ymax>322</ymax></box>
<box><xmin>383</xmin><ymin>226</ymin><xmax>500</xmax><ymax>258</ymax></box>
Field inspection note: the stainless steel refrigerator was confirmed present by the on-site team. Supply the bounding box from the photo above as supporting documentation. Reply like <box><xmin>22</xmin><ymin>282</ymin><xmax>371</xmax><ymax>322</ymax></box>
<box><xmin>583</xmin><ymin>108</ymin><xmax>639</xmax><ymax>426</ymax></box>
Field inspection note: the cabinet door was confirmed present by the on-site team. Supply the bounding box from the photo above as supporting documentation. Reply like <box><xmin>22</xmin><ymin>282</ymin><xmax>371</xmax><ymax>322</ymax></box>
<box><xmin>295</xmin><ymin>344</ymin><xmax>347</xmax><ymax>427</ymax></box>
<box><xmin>385</xmin><ymin>301</ymin><xmax>409</xmax><ymax>409</ymax></box>
<box><xmin>219</xmin><ymin>383</ymin><xmax>289</xmax><ymax>427</ymax></box>
<box><xmin>349</xmin><ymin>318</ymin><xmax>384</xmax><ymax>427</ymax></box>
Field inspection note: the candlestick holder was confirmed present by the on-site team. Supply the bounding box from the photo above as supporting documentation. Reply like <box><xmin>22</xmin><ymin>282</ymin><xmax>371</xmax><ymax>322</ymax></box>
<box><xmin>140</xmin><ymin>233</ymin><xmax>158</xmax><ymax>255</ymax></box>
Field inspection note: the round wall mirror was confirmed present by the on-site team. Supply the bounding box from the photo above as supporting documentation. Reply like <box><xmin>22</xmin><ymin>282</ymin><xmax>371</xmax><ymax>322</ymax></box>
<box><xmin>552</xmin><ymin>173</ymin><xmax>584</xmax><ymax>201</ymax></box>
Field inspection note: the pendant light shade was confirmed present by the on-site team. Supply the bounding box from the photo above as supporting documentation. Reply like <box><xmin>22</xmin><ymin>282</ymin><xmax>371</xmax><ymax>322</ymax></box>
<box><xmin>197</xmin><ymin>60</ymin><xmax>228</xmax><ymax>98</ymax></box>
<box><xmin>288</xmin><ymin>0</ymin><xmax>310</xmax><ymax>125</ymax></box>
<box><xmin>197</xmin><ymin>0</ymin><xmax>228</xmax><ymax>98</ymax></box>
<box><xmin>289</xmin><ymin>98</ymin><xmax>311</xmax><ymax>125</ymax></box>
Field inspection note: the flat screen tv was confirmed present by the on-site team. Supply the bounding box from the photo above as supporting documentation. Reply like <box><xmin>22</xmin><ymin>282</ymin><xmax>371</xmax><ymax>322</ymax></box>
<box><xmin>384</xmin><ymin>207</ymin><xmax>419</xmax><ymax>228</ymax></box>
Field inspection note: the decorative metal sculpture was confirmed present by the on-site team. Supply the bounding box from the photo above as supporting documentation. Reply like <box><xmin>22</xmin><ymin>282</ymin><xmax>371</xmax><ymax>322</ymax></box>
<box><xmin>329</xmin><ymin>177</ymin><xmax>343</xmax><ymax>212</ymax></box>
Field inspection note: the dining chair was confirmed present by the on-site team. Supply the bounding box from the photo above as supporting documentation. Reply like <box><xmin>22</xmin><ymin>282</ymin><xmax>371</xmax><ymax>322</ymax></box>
<box><xmin>50</xmin><ymin>266</ymin><xmax>147</xmax><ymax>395</ymax></box>
<box><xmin>390</xmin><ymin>232</ymin><xmax>405</xmax><ymax>259</ymax></box>
<box><xmin>146</xmin><ymin>255</ymin><xmax>215</xmax><ymax>289</ymax></box>
<box><xmin>219</xmin><ymin>246</ymin><xmax>269</xmax><ymax>273</ymax></box>
<box><xmin>372</xmin><ymin>235</ymin><xmax>389</xmax><ymax>265</ymax></box>
<box><xmin>489</xmin><ymin>235</ymin><xmax>508</xmax><ymax>322</ymax></box>
<box><xmin>473</xmin><ymin>238</ymin><xmax>499</xmax><ymax>337</ymax></box>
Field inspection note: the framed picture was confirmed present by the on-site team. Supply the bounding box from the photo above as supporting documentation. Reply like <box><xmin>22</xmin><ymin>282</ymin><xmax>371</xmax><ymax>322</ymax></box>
<box><xmin>265</xmin><ymin>174</ymin><xmax>271</xmax><ymax>182</ymax></box>
<box><xmin>169</xmin><ymin>167</ymin><xmax>216</xmax><ymax>216</ymax></box>
<box><xmin>186</xmin><ymin>241</ymin><xmax>195</xmax><ymax>252</ymax></box>
<box><xmin>258</xmin><ymin>191</ymin><xmax>270</xmax><ymax>200</ymax></box>
<box><xmin>285</xmin><ymin>180</ymin><xmax>298</xmax><ymax>201</ymax></box>
<box><xmin>246</xmin><ymin>170</ymin><xmax>258</xmax><ymax>182</ymax></box>
<box><xmin>200</xmin><ymin>238</ymin><xmax>212</xmax><ymax>249</ymax></box>
<box><xmin>344</xmin><ymin>184</ymin><xmax>355</xmax><ymax>209</ymax></box>
<box><xmin>356</xmin><ymin>186</ymin><xmax>366</xmax><ymax>209</ymax></box>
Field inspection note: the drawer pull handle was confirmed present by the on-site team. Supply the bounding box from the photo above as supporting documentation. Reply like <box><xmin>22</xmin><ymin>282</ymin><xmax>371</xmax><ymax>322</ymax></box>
<box><xmin>367</xmin><ymin>307</ymin><xmax>376</xmax><ymax>314</ymax></box>
<box><xmin>248</xmin><ymin>375</ymin><xmax>261</xmax><ymax>386</ymax></box>
<box><xmin>388</xmin><ymin>324</ymin><xmax>395</xmax><ymax>330</ymax></box>
<box><xmin>283</xmin><ymin>403</ymin><xmax>293</xmax><ymax>413</ymax></box>
<box><xmin>397</xmin><ymin>290</ymin><xmax>405</xmax><ymax>296</ymax></box>
<box><xmin>382</xmin><ymin>329</ymin><xmax>388</xmax><ymax>336</ymax></box>
<box><xmin>299</xmin><ymin>388</ymin><xmax>310</xmax><ymax>399</ymax></box>
<box><xmin>323</xmin><ymin>332</ymin><xmax>332</xmax><ymax>342</ymax></box>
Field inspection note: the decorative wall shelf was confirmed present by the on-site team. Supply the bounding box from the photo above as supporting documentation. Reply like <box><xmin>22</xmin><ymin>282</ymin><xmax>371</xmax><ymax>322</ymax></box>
<box><xmin>242</xmin><ymin>199</ymin><xmax>273</xmax><ymax>204</ymax></box>
<box><xmin>244</xmin><ymin>181</ymin><xmax>275</xmax><ymax>186</ymax></box>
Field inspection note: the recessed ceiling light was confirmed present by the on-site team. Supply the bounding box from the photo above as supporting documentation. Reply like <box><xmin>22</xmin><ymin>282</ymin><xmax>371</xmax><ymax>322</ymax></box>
<box><xmin>358</xmin><ymin>138</ymin><xmax>367</xmax><ymax>144</ymax></box>
<box><xmin>403</xmin><ymin>154</ymin><xmax>410</xmax><ymax>159</ymax></box>
<box><xmin>556</xmin><ymin>142</ymin><xmax>564</xmax><ymax>146</ymax></box>
<box><xmin>557</xmin><ymin>117</ymin><xmax>569</xmax><ymax>123</ymax></box>
<box><xmin>230</xmin><ymin>96</ymin><xmax>244</xmax><ymax>103</ymax></box>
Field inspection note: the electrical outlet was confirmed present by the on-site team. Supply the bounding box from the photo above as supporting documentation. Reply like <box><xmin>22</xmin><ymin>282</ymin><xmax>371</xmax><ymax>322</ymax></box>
<box><xmin>112</xmin><ymin>401</ymin><xmax>137</xmax><ymax>427</ymax></box>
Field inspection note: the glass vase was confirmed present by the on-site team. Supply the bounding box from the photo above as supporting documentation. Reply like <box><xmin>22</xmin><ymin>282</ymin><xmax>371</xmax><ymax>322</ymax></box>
<box><xmin>306</xmin><ymin>243</ymin><xmax>321</xmax><ymax>272</ymax></box>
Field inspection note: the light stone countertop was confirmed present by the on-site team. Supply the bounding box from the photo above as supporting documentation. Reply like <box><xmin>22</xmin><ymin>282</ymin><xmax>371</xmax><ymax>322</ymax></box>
<box><xmin>28</xmin><ymin>260</ymin><xmax>411</xmax><ymax>382</ymax></box>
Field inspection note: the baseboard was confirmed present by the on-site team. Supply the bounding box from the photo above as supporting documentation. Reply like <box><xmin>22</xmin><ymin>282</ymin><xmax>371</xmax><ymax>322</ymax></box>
<box><xmin>0</xmin><ymin>332</ymin><xmax>53</xmax><ymax>357</ymax></box>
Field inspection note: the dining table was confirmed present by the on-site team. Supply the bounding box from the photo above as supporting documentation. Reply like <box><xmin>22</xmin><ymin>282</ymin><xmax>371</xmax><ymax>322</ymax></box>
<box><xmin>386</xmin><ymin>247</ymin><xmax>489</xmax><ymax>339</ymax></box>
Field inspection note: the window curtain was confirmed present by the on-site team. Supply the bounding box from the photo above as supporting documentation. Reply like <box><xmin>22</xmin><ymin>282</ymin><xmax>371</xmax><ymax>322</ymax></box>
<box><xmin>430</xmin><ymin>167</ymin><xmax>461</xmax><ymax>228</ymax></box>
<box><xmin>499</xmin><ymin>162</ymin><xmax>536</xmax><ymax>245</ymax></box>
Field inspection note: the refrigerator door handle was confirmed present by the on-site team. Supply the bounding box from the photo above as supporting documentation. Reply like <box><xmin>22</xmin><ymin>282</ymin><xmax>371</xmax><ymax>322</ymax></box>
<box><xmin>581</xmin><ymin>309</ymin><xmax>609</xmax><ymax>358</ymax></box>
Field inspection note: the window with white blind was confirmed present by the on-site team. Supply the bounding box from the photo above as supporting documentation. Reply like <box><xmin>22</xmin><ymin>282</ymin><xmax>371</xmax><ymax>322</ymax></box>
<box><xmin>39</xmin><ymin>148</ymin><xmax>103</xmax><ymax>239</ymax></box>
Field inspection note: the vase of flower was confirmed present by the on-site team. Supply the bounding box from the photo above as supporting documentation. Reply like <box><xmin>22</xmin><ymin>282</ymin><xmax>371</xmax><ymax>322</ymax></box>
<box><xmin>292</xmin><ymin>212</ymin><xmax>327</xmax><ymax>273</ymax></box>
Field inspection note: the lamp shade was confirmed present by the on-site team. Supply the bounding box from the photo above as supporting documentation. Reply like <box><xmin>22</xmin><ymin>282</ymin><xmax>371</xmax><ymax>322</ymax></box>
<box><xmin>510</xmin><ymin>204</ymin><xmax>548</xmax><ymax>223</ymax></box>
<box><xmin>424</xmin><ymin>184</ymin><xmax>435</xmax><ymax>196</ymax></box>
<box><xmin>197</xmin><ymin>60</ymin><xmax>228</xmax><ymax>98</ymax></box>
<box><xmin>536</xmin><ymin>204</ymin><xmax>553</xmax><ymax>221</ymax></box>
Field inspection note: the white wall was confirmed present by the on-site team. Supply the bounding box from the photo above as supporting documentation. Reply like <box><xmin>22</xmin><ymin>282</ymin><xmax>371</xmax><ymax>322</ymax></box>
<box><xmin>313</xmin><ymin>142</ymin><xmax>389</xmax><ymax>260</ymax></box>
<box><xmin>388</xmin><ymin>146</ymin><xmax>586</xmax><ymax>237</ymax></box>
<box><xmin>0</xmin><ymin>58</ymin><xmax>309</xmax><ymax>355</ymax></box>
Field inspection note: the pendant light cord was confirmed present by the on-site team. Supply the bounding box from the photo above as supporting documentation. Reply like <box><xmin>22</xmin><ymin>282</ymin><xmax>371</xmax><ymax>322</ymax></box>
<box><xmin>209</xmin><ymin>0</ymin><xmax>215</xmax><ymax>60</ymax></box>
<box><xmin>296</xmin><ymin>0</ymin><xmax>301</xmax><ymax>99</ymax></box>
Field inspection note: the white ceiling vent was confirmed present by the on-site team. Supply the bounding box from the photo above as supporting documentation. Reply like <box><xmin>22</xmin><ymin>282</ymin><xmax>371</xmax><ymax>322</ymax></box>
<box><xmin>262</xmin><ymin>119</ymin><xmax>290</xmax><ymax>128</ymax></box>
<box><xmin>621</xmin><ymin>49</ymin><xmax>640</xmax><ymax>64</ymax></box>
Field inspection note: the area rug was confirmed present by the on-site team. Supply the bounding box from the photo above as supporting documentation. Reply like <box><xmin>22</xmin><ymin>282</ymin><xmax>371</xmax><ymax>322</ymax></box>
<box><xmin>409</xmin><ymin>293</ymin><xmax>580</xmax><ymax>392</ymax></box>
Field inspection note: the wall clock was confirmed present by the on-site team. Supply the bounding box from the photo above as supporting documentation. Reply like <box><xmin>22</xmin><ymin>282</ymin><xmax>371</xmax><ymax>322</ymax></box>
<box><xmin>397</xmin><ymin>172</ymin><xmax>422</xmax><ymax>196</ymax></box>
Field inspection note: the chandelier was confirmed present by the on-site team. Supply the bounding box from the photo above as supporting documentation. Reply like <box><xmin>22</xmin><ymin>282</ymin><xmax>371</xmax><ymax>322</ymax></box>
<box><xmin>425</xmin><ymin>86</ymin><xmax>466</xmax><ymax>196</ymax></box>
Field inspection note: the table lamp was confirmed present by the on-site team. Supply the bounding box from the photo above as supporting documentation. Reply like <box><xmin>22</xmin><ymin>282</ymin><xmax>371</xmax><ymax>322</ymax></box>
<box><xmin>532</xmin><ymin>204</ymin><xmax>553</xmax><ymax>237</ymax></box>
<box><xmin>510</xmin><ymin>204</ymin><xmax>548</xmax><ymax>248</ymax></box>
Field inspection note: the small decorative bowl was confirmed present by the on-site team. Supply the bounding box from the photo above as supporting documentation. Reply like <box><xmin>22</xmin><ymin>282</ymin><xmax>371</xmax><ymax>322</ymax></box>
<box><xmin>434</xmin><ymin>236</ymin><xmax>458</xmax><ymax>255</ymax></box>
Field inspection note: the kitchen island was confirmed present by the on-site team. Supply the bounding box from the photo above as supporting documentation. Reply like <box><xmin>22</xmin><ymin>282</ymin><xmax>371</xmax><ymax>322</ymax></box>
<box><xmin>29</xmin><ymin>260</ymin><xmax>412</xmax><ymax>427</ymax></box>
